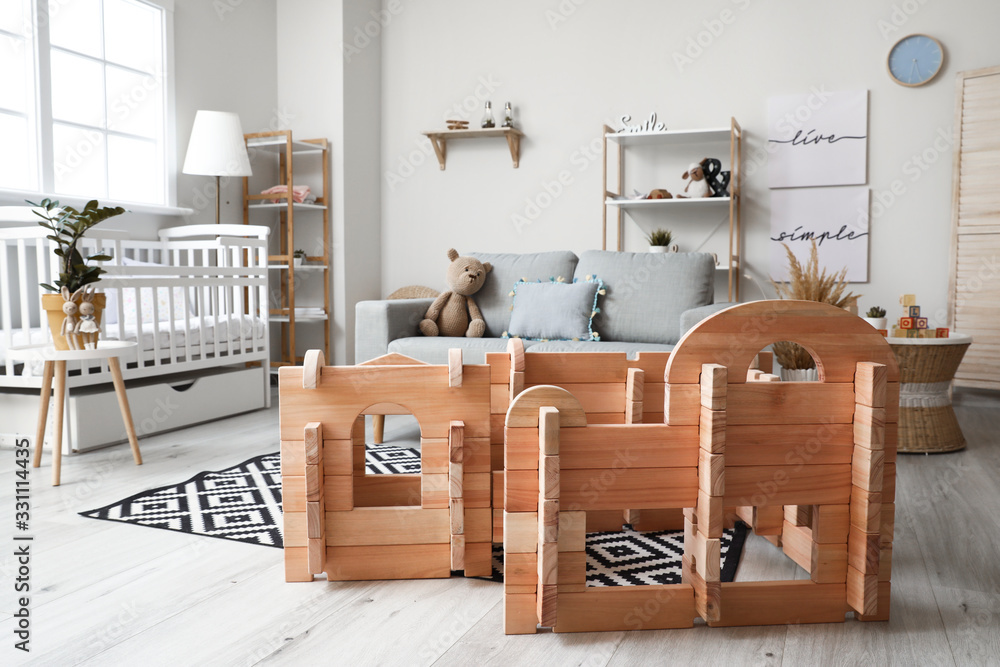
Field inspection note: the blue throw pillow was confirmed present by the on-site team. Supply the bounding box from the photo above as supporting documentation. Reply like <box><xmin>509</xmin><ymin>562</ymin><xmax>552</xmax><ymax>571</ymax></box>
<box><xmin>503</xmin><ymin>276</ymin><xmax>605</xmax><ymax>342</ymax></box>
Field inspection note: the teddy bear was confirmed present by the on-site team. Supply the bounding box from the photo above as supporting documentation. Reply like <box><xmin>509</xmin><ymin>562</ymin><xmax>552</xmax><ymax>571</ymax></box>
<box><xmin>419</xmin><ymin>248</ymin><xmax>493</xmax><ymax>337</ymax></box>
<box><xmin>678</xmin><ymin>160</ymin><xmax>711</xmax><ymax>198</ymax></box>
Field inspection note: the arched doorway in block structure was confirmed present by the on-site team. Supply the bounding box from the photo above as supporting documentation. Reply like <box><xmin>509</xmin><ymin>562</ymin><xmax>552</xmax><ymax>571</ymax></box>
<box><xmin>665</xmin><ymin>300</ymin><xmax>900</xmax><ymax>626</ymax></box>
<box><xmin>278</xmin><ymin>351</ymin><xmax>494</xmax><ymax>582</ymax></box>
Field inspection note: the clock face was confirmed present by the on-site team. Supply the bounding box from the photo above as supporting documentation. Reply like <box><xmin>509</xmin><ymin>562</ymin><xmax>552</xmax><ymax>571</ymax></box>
<box><xmin>888</xmin><ymin>34</ymin><xmax>944</xmax><ymax>86</ymax></box>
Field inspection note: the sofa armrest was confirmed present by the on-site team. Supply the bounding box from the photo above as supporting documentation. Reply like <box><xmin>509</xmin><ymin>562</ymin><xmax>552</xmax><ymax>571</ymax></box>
<box><xmin>679</xmin><ymin>302</ymin><xmax>738</xmax><ymax>339</ymax></box>
<box><xmin>355</xmin><ymin>298</ymin><xmax>434</xmax><ymax>363</ymax></box>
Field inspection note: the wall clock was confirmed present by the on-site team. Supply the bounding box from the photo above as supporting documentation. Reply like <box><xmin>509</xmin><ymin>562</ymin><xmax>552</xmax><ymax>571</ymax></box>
<box><xmin>887</xmin><ymin>34</ymin><xmax>944</xmax><ymax>87</ymax></box>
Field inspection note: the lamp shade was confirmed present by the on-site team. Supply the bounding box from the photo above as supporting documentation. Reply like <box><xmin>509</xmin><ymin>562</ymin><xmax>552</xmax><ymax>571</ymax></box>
<box><xmin>182</xmin><ymin>110</ymin><xmax>252</xmax><ymax>177</ymax></box>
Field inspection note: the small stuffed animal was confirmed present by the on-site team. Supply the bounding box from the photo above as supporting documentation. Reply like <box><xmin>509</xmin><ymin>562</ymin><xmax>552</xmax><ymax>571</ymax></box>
<box><xmin>678</xmin><ymin>161</ymin><xmax>711</xmax><ymax>198</ymax></box>
<box><xmin>60</xmin><ymin>286</ymin><xmax>80</xmax><ymax>350</ymax></box>
<box><xmin>74</xmin><ymin>286</ymin><xmax>100</xmax><ymax>349</ymax></box>
<box><xmin>420</xmin><ymin>249</ymin><xmax>492</xmax><ymax>338</ymax></box>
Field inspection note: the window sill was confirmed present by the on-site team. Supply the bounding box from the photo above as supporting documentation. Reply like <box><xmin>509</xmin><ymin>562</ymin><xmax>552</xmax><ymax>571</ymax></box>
<box><xmin>0</xmin><ymin>188</ymin><xmax>194</xmax><ymax>217</ymax></box>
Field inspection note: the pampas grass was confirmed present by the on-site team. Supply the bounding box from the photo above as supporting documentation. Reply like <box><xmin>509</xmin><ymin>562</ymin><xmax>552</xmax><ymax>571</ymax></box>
<box><xmin>770</xmin><ymin>241</ymin><xmax>860</xmax><ymax>370</ymax></box>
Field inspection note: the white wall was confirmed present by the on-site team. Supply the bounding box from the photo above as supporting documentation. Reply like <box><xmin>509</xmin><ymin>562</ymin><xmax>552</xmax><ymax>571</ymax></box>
<box><xmin>380</xmin><ymin>0</ymin><xmax>1000</xmax><ymax>329</ymax></box>
<box><xmin>277</xmin><ymin>0</ymin><xmax>383</xmax><ymax>365</ymax></box>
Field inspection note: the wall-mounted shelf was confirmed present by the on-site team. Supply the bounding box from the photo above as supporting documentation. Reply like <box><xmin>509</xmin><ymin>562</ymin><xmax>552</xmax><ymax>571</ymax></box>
<box><xmin>605</xmin><ymin>196</ymin><xmax>731</xmax><ymax>209</ymax></box>
<box><xmin>421</xmin><ymin>127</ymin><xmax>523</xmax><ymax>170</ymax></box>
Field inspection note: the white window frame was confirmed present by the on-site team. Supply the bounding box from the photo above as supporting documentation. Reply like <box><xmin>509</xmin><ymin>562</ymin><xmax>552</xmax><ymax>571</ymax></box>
<box><xmin>0</xmin><ymin>0</ymin><xmax>186</xmax><ymax>215</ymax></box>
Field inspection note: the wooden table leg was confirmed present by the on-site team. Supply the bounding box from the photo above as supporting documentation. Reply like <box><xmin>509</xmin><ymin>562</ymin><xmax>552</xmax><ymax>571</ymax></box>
<box><xmin>33</xmin><ymin>360</ymin><xmax>54</xmax><ymax>469</ymax></box>
<box><xmin>373</xmin><ymin>414</ymin><xmax>385</xmax><ymax>444</ymax></box>
<box><xmin>52</xmin><ymin>360</ymin><xmax>66</xmax><ymax>486</ymax></box>
<box><xmin>108</xmin><ymin>356</ymin><xmax>142</xmax><ymax>466</ymax></box>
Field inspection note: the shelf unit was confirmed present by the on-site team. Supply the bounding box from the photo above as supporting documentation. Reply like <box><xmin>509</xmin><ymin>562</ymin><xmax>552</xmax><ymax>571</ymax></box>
<box><xmin>422</xmin><ymin>127</ymin><xmax>524</xmax><ymax>170</ymax></box>
<box><xmin>602</xmin><ymin>118</ymin><xmax>743</xmax><ymax>301</ymax></box>
<box><xmin>242</xmin><ymin>130</ymin><xmax>330</xmax><ymax>371</ymax></box>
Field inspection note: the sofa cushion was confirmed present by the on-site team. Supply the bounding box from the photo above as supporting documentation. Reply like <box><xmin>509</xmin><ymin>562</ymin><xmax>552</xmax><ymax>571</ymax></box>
<box><xmin>528</xmin><ymin>340</ymin><xmax>674</xmax><ymax>358</ymax></box>
<box><xmin>506</xmin><ymin>277</ymin><xmax>603</xmax><ymax>341</ymax></box>
<box><xmin>470</xmin><ymin>251</ymin><xmax>579</xmax><ymax>338</ymax></box>
<box><xmin>388</xmin><ymin>336</ymin><xmax>541</xmax><ymax>365</ymax></box>
<box><xmin>576</xmin><ymin>251</ymin><xmax>715</xmax><ymax>345</ymax></box>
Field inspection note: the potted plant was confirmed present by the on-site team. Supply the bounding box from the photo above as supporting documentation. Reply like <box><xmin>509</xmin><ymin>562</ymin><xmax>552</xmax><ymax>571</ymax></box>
<box><xmin>31</xmin><ymin>198</ymin><xmax>126</xmax><ymax>350</ymax></box>
<box><xmin>770</xmin><ymin>241</ymin><xmax>860</xmax><ymax>381</ymax></box>
<box><xmin>863</xmin><ymin>306</ymin><xmax>887</xmax><ymax>331</ymax></box>
<box><xmin>646</xmin><ymin>228</ymin><xmax>673</xmax><ymax>253</ymax></box>
<box><xmin>293</xmin><ymin>249</ymin><xmax>307</xmax><ymax>267</ymax></box>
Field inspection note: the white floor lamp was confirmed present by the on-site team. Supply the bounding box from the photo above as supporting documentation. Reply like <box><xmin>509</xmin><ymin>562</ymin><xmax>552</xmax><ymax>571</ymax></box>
<box><xmin>182</xmin><ymin>110</ymin><xmax>252</xmax><ymax>224</ymax></box>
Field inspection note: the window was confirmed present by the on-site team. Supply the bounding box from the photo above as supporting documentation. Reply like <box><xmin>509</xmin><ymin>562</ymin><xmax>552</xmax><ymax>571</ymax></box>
<box><xmin>0</xmin><ymin>0</ymin><xmax>171</xmax><ymax>206</ymax></box>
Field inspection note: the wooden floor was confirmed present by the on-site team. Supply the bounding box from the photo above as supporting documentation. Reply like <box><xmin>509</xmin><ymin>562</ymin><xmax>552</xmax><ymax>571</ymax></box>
<box><xmin>2</xmin><ymin>387</ymin><xmax>999</xmax><ymax>666</ymax></box>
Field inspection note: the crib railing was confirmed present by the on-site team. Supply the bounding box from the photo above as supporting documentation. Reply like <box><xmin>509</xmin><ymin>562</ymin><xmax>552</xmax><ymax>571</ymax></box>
<box><xmin>0</xmin><ymin>224</ymin><xmax>270</xmax><ymax>390</ymax></box>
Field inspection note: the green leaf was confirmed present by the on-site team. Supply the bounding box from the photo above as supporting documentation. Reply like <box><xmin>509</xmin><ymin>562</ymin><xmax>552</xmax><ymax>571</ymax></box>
<box><xmin>40</xmin><ymin>283</ymin><xmax>59</xmax><ymax>292</ymax></box>
<box><xmin>88</xmin><ymin>254</ymin><xmax>113</xmax><ymax>262</ymax></box>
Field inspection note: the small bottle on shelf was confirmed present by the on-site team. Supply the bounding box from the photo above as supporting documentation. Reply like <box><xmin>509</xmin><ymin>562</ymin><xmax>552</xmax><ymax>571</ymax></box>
<box><xmin>501</xmin><ymin>102</ymin><xmax>513</xmax><ymax>128</ymax></box>
<box><xmin>481</xmin><ymin>101</ymin><xmax>495</xmax><ymax>128</ymax></box>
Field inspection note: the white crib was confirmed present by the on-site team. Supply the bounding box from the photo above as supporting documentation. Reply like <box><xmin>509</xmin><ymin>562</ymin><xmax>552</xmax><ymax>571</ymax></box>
<box><xmin>0</xmin><ymin>223</ymin><xmax>271</xmax><ymax>452</ymax></box>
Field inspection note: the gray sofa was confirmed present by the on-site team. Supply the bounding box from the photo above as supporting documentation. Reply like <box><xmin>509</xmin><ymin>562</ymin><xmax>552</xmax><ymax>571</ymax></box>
<box><xmin>355</xmin><ymin>250</ymin><xmax>733</xmax><ymax>365</ymax></box>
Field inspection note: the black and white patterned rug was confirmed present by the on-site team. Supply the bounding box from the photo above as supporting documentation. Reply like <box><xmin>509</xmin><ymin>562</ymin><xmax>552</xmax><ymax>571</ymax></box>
<box><xmin>81</xmin><ymin>444</ymin><xmax>747</xmax><ymax>585</ymax></box>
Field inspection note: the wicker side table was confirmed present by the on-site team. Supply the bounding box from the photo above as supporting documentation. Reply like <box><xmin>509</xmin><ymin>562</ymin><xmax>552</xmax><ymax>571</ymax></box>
<box><xmin>887</xmin><ymin>333</ymin><xmax>972</xmax><ymax>453</ymax></box>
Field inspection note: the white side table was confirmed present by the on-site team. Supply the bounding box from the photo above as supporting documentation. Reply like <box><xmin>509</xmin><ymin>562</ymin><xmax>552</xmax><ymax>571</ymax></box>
<box><xmin>8</xmin><ymin>341</ymin><xmax>143</xmax><ymax>485</ymax></box>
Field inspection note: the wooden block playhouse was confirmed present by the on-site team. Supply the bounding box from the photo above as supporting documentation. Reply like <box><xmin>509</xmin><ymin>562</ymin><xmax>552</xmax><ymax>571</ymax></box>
<box><xmin>278</xmin><ymin>300</ymin><xmax>899</xmax><ymax>633</ymax></box>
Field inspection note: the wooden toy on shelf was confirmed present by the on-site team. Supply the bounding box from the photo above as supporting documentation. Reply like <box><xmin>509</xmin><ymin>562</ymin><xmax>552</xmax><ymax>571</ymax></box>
<box><xmin>278</xmin><ymin>300</ymin><xmax>899</xmax><ymax>634</ymax></box>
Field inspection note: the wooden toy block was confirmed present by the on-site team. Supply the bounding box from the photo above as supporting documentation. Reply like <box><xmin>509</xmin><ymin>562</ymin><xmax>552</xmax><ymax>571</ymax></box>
<box><xmin>448</xmin><ymin>348</ymin><xmax>463</xmax><ymax>387</ymax></box>
<box><xmin>301</xmin><ymin>348</ymin><xmax>324</xmax><ymax>389</ymax></box>
<box><xmin>450</xmin><ymin>497</ymin><xmax>464</xmax><ymax>535</ymax></box>
<box><xmin>557</xmin><ymin>551</ymin><xmax>586</xmax><ymax>592</ymax></box>
<box><xmin>504</xmin><ymin>469</ymin><xmax>539</xmax><ymax>511</ymax></box>
<box><xmin>883</xmin><ymin>463</ymin><xmax>896</xmax><ymax>502</ymax></box>
<box><xmin>754</xmin><ymin>350</ymin><xmax>775</xmax><ymax>374</ymax></box>
<box><xmin>537</xmin><ymin>541</ymin><xmax>558</xmax><ymax>585</ymax></box>
<box><xmin>323</xmin><ymin>440</ymin><xmax>353</xmax><ymax>476</ymax></box>
<box><xmin>507</xmin><ymin>336</ymin><xmax>525</xmax><ymax>372</ymax></box>
<box><xmin>505</xmin><ymin>551</ymin><xmax>537</xmax><ymax>587</ymax></box>
<box><xmin>758</xmin><ymin>373</ymin><xmax>781</xmax><ymax>382</ymax></box>
<box><xmin>421</xmin><ymin>473</ymin><xmax>449</xmax><ymax>509</ymax></box>
<box><xmin>846</xmin><ymin>565</ymin><xmax>878</xmax><ymax>616</ymax></box>
<box><xmin>878</xmin><ymin>546</ymin><xmax>893</xmax><ymax>582</ymax></box>
<box><xmin>701</xmin><ymin>363</ymin><xmax>728</xmax><ymax>410</ymax></box>
<box><xmin>623</xmin><ymin>509</ymin><xmax>641</xmax><ymax>526</ymax></box>
<box><xmin>284</xmin><ymin>547</ymin><xmax>313</xmax><ymax>582</ymax></box>
<box><xmin>464</xmin><ymin>507</ymin><xmax>491</xmax><ymax>542</ymax></box>
<box><xmin>539</xmin><ymin>407</ymin><xmax>560</xmax><ymax>456</ymax></box>
<box><xmin>725</xmin><ymin>383</ymin><xmax>856</xmax><ymax>426</ymax></box>
<box><xmin>811</xmin><ymin>542</ymin><xmax>848</xmax><ymax>584</ymax></box>
<box><xmin>908</xmin><ymin>305</ymin><xmax>920</xmax><ymax>318</ymax></box>
<box><xmin>280</xmin><ymin>440</ymin><xmax>306</xmax><ymax>476</ymax></box>
<box><xmin>326</xmin><ymin>544</ymin><xmax>451</xmax><ymax>581</ymax></box>
<box><xmin>307</xmin><ymin>537</ymin><xmax>326</xmax><ymax>575</ymax></box>
<box><xmin>899</xmin><ymin>317</ymin><xmax>914</xmax><ymax>329</ymax></box>
<box><xmin>509</xmin><ymin>370</ymin><xmax>525</xmax><ymax>400</ymax></box>
<box><xmin>853</xmin><ymin>405</ymin><xmax>886</xmax><ymax>450</ymax></box>
<box><xmin>561</xmin><ymin>424</ymin><xmax>697</xmax><ymax>468</ymax></box>
<box><xmin>726</xmin><ymin>423</ymin><xmax>854</xmax><ymax>466</ymax></box>
<box><xmin>449</xmin><ymin>462</ymin><xmax>463</xmax><ymax>500</ymax></box>
<box><xmin>918</xmin><ymin>329</ymin><xmax>935</xmax><ymax>339</ymax></box>
<box><xmin>707</xmin><ymin>581</ymin><xmax>847</xmax><ymax>627</ymax></box>
<box><xmin>304</xmin><ymin>422</ymin><xmax>323</xmax><ymax>464</ymax></box>
<box><xmin>852</xmin><ymin>447</ymin><xmax>884</xmax><ymax>492</ymax></box>
<box><xmin>504</xmin><ymin>511</ymin><xmax>539</xmax><ymax>553</ymax></box>
<box><xmin>353</xmin><ymin>474</ymin><xmax>418</xmax><ymax>508</ymax></box>
<box><xmin>537</xmin><ymin>583</ymin><xmax>558</xmax><ymax>628</ymax></box>
<box><xmin>877</xmin><ymin>329</ymin><xmax>888</xmax><ymax>336</ymax></box>
<box><xmin>916</xmin><ymin>317</ymin><xmax>928</xmax><ymax>329</ymax></box>
<box><xmin>696</xmin><ymin>490</ymin><xmax>724</xmax><ymax>538</ymax></box>
<box><xmin>699</xmin><ymin>450</ymin><xmax>725</xmax><ymax>496</ymax></box>
<box><xmin>890</xmin><ymin>327</ymin><xmax>906</xmax><ymax>338</ymax></box>
<box><xmin>539</xmin><ymin>499</ymin><xmax>559</xmax><ymax>544</ymax></box>
<box><xmin>555</xmin><ymin>586</ymin><xmax>697</xmax><ymax>632</ymax></box>
<box><xmin>464</xmin><ymin>472</ymin><xmax>491</xmax><ymax>507</ymax></box>
<box><xmin>733</xmin><ymin>504</ymin><xmax>783</xmax><ymax>536</ymax></box>
<box><xmin>491</xmin><ymin>383</ymin><xmax>510</xmax><ymax>414</ymax></box>
<box><xmin>283</xmin><ymin>512</ymin><xmax>307</xmax><ymax>547</ymax></box>
<box><xmin>632</xmin><ymin>508</ymin><xmax>685</xmax><ymax>531</ymax></box>
<box><xmin>626</xmin><ymin>367</ymin><xmax>645</xmax><ymax>403</ymax></box>
<box><xmin>505</xmin><ymin>427</ymin><xmax>540</xmax><ymax>470</ymax></box>
<box><xmin>906</xmin><ymin>329</ymin><xmax>919</xmax><ymax>338</ymax></box>
<box><xmin>326</xmin><ymin>508</ymin><xmax>450</xmax><ymax>546</ymax></box>
<box><xmin>784</xmin><ymin>504</ymin><xmax>812</xmax><ymax>527</ymax></box>
<box><xmin>505</xmin><ymin>386</ymin><xmax>587</xmax><ymax>428</ymax></box>
<box><xmin>935</xmin><ymin>327</ymin><xmax>949</xmax><ymax>338</ymax></box>
<box><xmin>848</xmin><ymin>526</ymin><xmax>880</xmax><ymax>574</ymax></box>
<box><xmin>699</xmin><ymin>405</ymin><xmax>726</xmax><ymax>454</ymax></box>
<box><xmin>725</xmin><ymin>465</ymin><xmax>852</xmax><ymax>506</ymax></box>
<box><xmin>557</xmin><ymin>511</ymin><xmax>586</xmax><ymax>552</ymax></box>
<box><xmin>464</xmin><ymin>542</ymin><xmax>492</xmax><ymax>577</ymax></box>
<box><xmin>665</xmin><ymin>383</ymin><xmax>701</xmax><ymax>426</ymax></box>
<box><xmin>450</xmin><ymin>534</ymin><xmax>465</xmax><ymax>570</ymax></box>
<box><xmin>781</xmin><ymin>520</ymin><xmax>812</xmax><ymax>572</ymax></box>
<box><xmin>504</xmin><ymin>594</ymin><xmax>538</xmax><ymax>635</ymax></box>
<box><xmin>854</xmin><ymin>362</ymin><xmax>887</xmax><ymax>408</ymax></box>
<box><xmin>811</xmin><ymin>504</ymin><xmax>850</xmax><ymax>544</ymax></box>
<box><xmin>691</xmin><ymin>530</ymin><xmax>721</xmax><ymax>582</ymax></box>
<box><xmin>746</xmin><ymin>369</ymin><xmax>763</xmax><ymax>382</ymax></box>
<box><xmin>493</xmin><ymin>508</ymin><xmax>503</xmax><ymax>542</ymax></box>
<box><xmin>307</xmin><ymin>500</ymin><xmax>324</xmax><ymax>539</ymax></box>
<box><xmin>900</xmin><ymin>294</ymin><xmax>916</xmax><ymax>307</ymax></box>
<box><xmin>856</xmin><ymin>581</ymin><xmax>891</xmax><ymax>621</ymax></box>
<box><xmin>561</xmin><ymin>467</ymin><xmax>698</xmax><ymax>511</ymax></box>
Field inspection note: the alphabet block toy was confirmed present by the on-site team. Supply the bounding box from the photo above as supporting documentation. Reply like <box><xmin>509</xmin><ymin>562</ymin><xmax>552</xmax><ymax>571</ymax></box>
<box><xmin>899</xmin><ymin>317</ymin><xmax>914</xmax><ymax>330</ymax></box>
<box><xmin>936</xmin><ymin>327</ymin><xmax>950</xmax><ymax>338</ymax></box>
<box><xmin>908</xmin><ymin>306</ymin><xmax>920</xmax><ymax>318</ymax></box>
<box><xmin>279</xmin><ymin>301</ymin><xmax>899</xmax><ymax>634</ymax></box>
<box><xmin>900</xmin><ymin>294</ymin><xmax>916</xmax><ymax>307</ymax></box>
<box><xmin>916</xmin><ymin>318</ymin><xmax>928</xmax><ymax>330</ymax></box>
